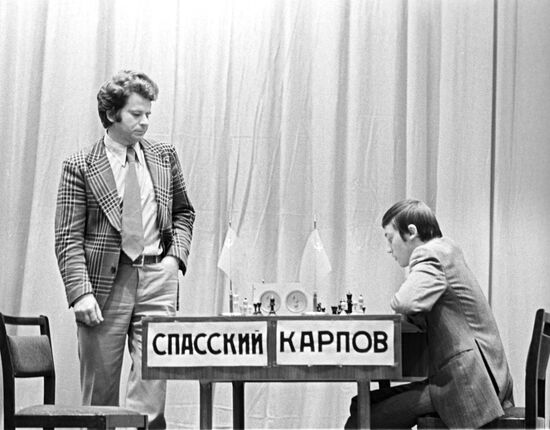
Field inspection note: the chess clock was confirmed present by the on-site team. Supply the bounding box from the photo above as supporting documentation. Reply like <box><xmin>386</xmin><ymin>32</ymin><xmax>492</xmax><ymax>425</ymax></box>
<box><xmin>252</xmin><ymin>282</ymin><xmax>311</xmax><ymax>315</ymax></box>
<box><xmin>285</xmin><ymin>290</ymin><xmax>308</xmax><ymax>313</ymax></box>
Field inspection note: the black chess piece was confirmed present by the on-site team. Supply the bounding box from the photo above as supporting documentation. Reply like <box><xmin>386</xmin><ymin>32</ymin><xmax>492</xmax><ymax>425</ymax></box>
<box><xmin>269</xmin><ymin>296</ymin><xmax>276</xmax><ymax>315</ymax></box>
<box><xmin>253</xmin><ymin>302</ymin><xmax>262</xmax><ymax>315</ymax></box>
<box><xmin>346</xmin><ymin>292</ymin><xmax>353</xmax><ymax>314</ymax></box>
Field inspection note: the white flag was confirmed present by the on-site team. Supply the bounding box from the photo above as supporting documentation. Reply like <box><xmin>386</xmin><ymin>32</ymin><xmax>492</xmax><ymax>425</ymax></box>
<box><xmin>217</xmin><ymin>227</ymin><xmax>238</xmax><ymax>278</ymax></box>
<box><xmin>299</xmin><ymin>229</ymin><xmax>332</xmax><ymax>282</ymax></box>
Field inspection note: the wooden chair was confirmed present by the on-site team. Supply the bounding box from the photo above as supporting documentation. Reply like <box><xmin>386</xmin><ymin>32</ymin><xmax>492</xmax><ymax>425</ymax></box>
<box><xmin>0</xmin><ymin>313</ymin><xmax>148</xmax><ymax>429</ymax></box>
<box><xmin>417</xmin><ymin>308</ymin><xmax>549</xmax><ymax>429</ymax></box>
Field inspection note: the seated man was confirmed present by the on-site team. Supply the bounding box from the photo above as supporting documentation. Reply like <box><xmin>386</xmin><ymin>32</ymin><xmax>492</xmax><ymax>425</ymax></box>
<box><xmin>345</xmin><ymin>199</ymin><xmax>514</xmax><ymax>429</ymax></box>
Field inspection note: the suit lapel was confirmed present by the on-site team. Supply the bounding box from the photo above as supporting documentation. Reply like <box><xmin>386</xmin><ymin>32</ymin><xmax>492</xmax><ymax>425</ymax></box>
<box><xmin>86</xmin><ymin>137</ymin><xmax>122</xmax><ymax>232</ymax></box>
<box><xmin>141</xmin><ymin>139</ymin><xmax>170</xmax><ymax>231</ymax></box>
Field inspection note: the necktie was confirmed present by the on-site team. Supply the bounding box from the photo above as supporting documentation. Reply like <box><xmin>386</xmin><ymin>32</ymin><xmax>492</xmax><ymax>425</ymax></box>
<box><xmin>121</xmin><ymin>146</ymin><xmax>144</xmax><ymax>261</ymax></box>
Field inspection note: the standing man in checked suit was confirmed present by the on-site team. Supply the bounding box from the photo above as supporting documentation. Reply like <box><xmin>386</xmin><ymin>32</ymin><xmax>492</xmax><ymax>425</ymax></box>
<box><xmin>345</xmin><ymin>199</ymin><xmax>514</xmax><ymax>429</ymax></box>
<box><xmin>55</xmin><ymin>70</ymin><xmax>194</xmax><ymax>428</ymax></box>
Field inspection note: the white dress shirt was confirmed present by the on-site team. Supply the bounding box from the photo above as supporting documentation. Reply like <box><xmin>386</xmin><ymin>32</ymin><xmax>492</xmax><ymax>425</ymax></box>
<box><xmin>104</xmin><ymin>133</ymin><xmax>163</xmax><ymax>256</ymax></box>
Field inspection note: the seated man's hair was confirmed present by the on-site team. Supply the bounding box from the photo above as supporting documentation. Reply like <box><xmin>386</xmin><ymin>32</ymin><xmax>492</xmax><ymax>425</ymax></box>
<box><xmin>382</xmin><ymin>199</ymin><xmax>442</xmax><ymax>241</ymax></box>
<box><xmin>97</xmin><ymin>70</ymin><xmax>159</xmax><ymax>128</ymax></box>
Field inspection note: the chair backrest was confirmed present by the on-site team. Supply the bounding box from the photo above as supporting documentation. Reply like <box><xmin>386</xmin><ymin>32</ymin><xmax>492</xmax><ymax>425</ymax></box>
<box><xmin>0</xmin><ymin>313</ymin><xmax>56</xmax><ymax>428</ymax></box>
<box><xmin>525</xmin><ymin>308</ymin><xmax>550</xmax><ymax>428</ymax></box>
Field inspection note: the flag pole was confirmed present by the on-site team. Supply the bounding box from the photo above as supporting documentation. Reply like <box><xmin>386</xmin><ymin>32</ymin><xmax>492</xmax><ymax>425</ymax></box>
<box><xmin>228</xmin><ymin>219</ymin><xmax>234</xmax><ymax>313</ymax></box>
<box><xmin>313</xmin><ymin>214</ymin><xmax>318</xmax><ymax>305</ymax></box>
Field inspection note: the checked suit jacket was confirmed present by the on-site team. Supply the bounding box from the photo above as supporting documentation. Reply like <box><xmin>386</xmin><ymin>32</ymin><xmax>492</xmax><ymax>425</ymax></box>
<box><xmin>391</xmin><ymin>237</ymin><xmax>514</xmax><ymax>428</ymax></box>
<box><xmin>55</xmin><ymin>137</ymin><xmax>195</xmax><ymax>309</ymax></box>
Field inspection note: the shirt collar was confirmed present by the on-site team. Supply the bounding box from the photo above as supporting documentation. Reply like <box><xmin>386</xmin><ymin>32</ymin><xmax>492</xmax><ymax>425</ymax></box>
<box><xmin>104</xmin><ymin>133</ymin><xmax>144</xmax><ymax>166</ymax></box>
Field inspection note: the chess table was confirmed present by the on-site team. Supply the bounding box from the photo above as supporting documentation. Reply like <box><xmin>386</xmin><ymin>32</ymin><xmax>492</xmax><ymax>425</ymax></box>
<box><xmin>142</xmin><ymin>314</ymin><xmax>427</xmax><ymax>429</ymax></box>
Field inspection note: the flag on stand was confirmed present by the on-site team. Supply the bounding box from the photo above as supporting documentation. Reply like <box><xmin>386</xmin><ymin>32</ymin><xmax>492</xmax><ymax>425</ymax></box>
<box><xmin>217</xmin><ymin>226</ymin><xmax>238</xmax><ymax>279</ymax></box>
<box><xmin>299</xmin><ymin>228</ymin><xmax>332</xmax><ymax>284</ymax></box>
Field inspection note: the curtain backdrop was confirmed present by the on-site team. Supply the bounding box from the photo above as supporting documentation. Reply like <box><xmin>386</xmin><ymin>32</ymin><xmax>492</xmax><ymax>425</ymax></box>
<box><xmin>1</xmin><ymin>0</ymin><xmax>549</xmax><ymax>428</ymax></box>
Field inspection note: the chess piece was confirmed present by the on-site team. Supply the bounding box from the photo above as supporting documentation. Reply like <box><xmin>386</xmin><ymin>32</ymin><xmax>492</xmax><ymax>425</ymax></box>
<box><xmin>346</xmin><ymin>292</ymin><xmax>353</xmax><ymax>314</ymax></box>
<box><xmin>253</xmin><ymin>302</ymin><xmax>262</xmax><ymax>315</ymax></box>
<box><xmin>331</xmin><ymin>305</ymin><xmax>339</xmax><ymax>315</ymax></box>
<box><xmin>313</xmin><ymin>292</ymin><xmax>318</xmax><ymax>312</ymax></box>
<box><xmin>269</xmin><ymin>296</ymin><xmax>276</xmax><ymax>315</ymax></box>
<box><xmin>339</xmin><ymin>299</ymin><xmax>346</xmax><ymax>314</ymax></box>
<box><xmin>358</xmin><ymin>294</ymin><xmax>365</xmax><ymax>314</ymax></box>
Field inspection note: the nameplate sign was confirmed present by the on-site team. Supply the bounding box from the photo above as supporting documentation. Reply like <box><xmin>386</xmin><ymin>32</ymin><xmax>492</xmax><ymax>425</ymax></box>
<box><xmin>147</xmin><ymin>321</ymin><xmax>268</xmax><ymax>367</ymax></box>
<box><xmin>277</xmin><ymin>320</ymin><xmax>395</xmax><ymax>365</ymax></box>
<box><xmin>145</xmin><ymin>318</ymin><xmax>396</xmax><ymax>368</ymax></box>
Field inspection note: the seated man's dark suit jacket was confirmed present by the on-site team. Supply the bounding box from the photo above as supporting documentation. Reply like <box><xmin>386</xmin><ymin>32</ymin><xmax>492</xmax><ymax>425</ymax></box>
<box><xmin>391</xmin><ymin>237</ymin><xmax>514</xmax><ymax>428</ymax></box>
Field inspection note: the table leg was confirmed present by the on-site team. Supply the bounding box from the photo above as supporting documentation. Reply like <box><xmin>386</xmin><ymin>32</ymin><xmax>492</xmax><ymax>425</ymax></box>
<box><xmin>199</xmin><ymin>381</ymin><xmax>213</xmax><ymax>429</ymax></box>
<box><xmin>232</xmin><ymin>381</ymin><xmax>245</xmax><ymax>429</ymax></box>
<box><xmin>357</xmin><ymin>380</ymin><xmax>371</xmax><ymax>429</ymax></box>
